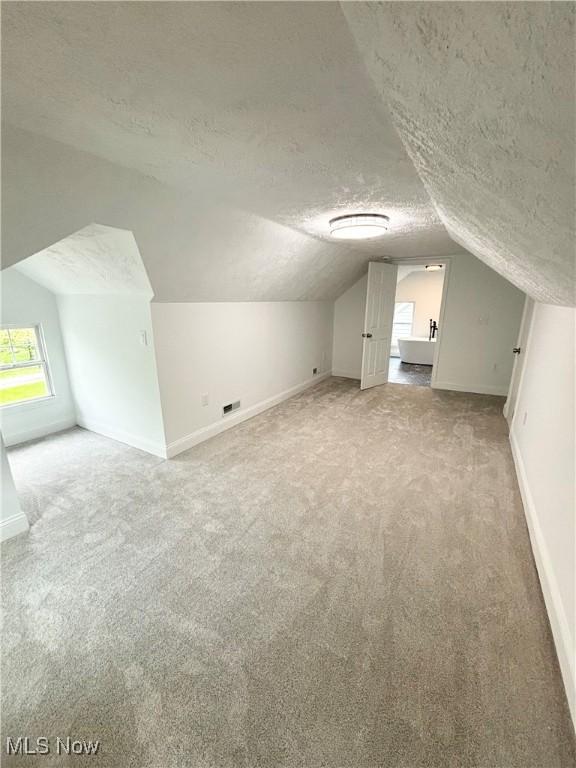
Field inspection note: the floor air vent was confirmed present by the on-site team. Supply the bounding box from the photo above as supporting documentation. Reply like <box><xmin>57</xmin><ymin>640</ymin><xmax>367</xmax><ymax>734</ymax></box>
<box><xmin>222</xmin><ymin>400</ymin><xmax>241</xmax><ymax>416</ymax></box>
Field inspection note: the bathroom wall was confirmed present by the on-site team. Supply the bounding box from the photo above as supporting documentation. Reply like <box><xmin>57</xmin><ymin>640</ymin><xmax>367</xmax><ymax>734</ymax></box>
<box><xmin>395</xmin><ymin>268</ymin><xmax>444</xmax><ymax>338</ymax></box>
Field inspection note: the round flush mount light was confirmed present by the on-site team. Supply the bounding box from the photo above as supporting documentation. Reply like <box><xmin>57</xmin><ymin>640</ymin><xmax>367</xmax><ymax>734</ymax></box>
<box><xmin>329</xmin><ymin>213</ymin><xmax>390</xmax><ymax>240</ymax></box>
<box><xmin>425</xmin><ymin>264</ymin><xmax>443</xmax><ymax>271</ymax></box>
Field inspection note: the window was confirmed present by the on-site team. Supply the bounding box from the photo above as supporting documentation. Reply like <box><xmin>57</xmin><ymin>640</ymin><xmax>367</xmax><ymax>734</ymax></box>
<box><xmin>0</xmin><ymin>326</ymin><xmax>53</xmax><ymax>406</ymax></box>
<box><xmin>390</xmin><ymin>302</ymin><xmax>414</xmax><ymax>356</ymax></box>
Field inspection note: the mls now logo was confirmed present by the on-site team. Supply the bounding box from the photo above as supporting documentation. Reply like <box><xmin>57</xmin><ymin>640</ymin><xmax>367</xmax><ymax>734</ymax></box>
<box><xmin>6</xmin><ymin>736</ymin><xmax>100</xmax><ymax>756</ymax></box>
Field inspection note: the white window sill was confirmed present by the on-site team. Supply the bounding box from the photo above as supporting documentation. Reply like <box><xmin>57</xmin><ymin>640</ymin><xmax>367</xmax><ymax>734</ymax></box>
<box><xmin>0</xmin><ymin>394</ymin><xmax>56</xmax><ymax>412</ymax></box>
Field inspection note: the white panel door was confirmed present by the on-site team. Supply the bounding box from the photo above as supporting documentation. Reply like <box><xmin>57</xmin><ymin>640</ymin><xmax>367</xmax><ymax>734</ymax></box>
<box><xmin>360</xmin><ymin>262</ymin><xmax>398</xmax><ymax>390</ymax></box>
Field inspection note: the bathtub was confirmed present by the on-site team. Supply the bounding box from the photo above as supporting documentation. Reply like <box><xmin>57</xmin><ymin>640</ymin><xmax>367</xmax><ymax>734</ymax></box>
<box><xmin>397</xmin><ymin>337</ymin><xmax>436</xmax><ymax>365</ymax></box>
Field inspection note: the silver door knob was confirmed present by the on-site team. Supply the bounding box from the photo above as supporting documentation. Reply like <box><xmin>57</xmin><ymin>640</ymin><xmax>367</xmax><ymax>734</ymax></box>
<box><xmin>362</xmin><ymin>333</ymin><xmax>373</xmax><ymax>338</ymax></box>
<box><xmin>513</xmin><ymin>347</ymin><xmax>521</xmax><ymax>354</ymax></box>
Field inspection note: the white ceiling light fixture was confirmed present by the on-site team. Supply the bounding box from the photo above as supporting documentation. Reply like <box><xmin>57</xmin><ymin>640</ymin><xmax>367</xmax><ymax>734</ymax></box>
<box><xmin>329</xmin><ymin>213</ymin><xmax>390</xmax><ymax>240</ymax></box>
<box><xmin>425</xmin><ymin>264</ymin><xmax>443</xmax><ymax>271</ymax></box>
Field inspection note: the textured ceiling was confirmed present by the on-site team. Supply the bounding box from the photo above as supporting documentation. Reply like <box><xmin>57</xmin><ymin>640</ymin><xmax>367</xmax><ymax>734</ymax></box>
<box><xmin>2</xmin><ymin>126</ymin><xmax>388</xmax><ymax>302</ymax></box>
<box><xmin>2</xmin><ymin>2</ymin><xmax>570</xmax><ymax>305</ymax></box>
<box><xmin>1</xmin><ymin>0</ymin><xmax>456</xmax><ymax>298</ymax></box>
<box><xmin>2</xmin><ymin>125</ymin><xmax>381</xmax><ymax>302</ymax></box>
<box><xmin>13</xmin><ymin>224</ymin><xmax>152</xmax><ymax>297</ymax></box>
<box><xmin>341</xmin><ymin>2</ymin><xmax>575</xmax><ymax>306</ymax></box>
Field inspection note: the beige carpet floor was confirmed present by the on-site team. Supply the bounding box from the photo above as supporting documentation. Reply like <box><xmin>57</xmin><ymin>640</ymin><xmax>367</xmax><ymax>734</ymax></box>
<box><xmin>2</xmin><ymin>377</ymin><xmax>575</xmax><ymax>767</ymax></box>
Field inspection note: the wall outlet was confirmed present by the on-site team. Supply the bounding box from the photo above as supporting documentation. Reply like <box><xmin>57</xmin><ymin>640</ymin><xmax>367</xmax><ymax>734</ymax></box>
<box><xmin>523</xmin><ymin>411</ymin><xmax>528</xmax><ymax>426</ymax></box>
<box><xmin>139</xmin><ymin>330</ymin><xmax>148</xmax><ymax>347</ymax></box>
<box><xmin>313</xmin><ymin>367</ymin><xmax>318</xmax><ymax>375</ymax></box>
<box><xmin>201</xmin><ymin>393</ymin><xmax>209</xmax><ymax>407</ymax></box>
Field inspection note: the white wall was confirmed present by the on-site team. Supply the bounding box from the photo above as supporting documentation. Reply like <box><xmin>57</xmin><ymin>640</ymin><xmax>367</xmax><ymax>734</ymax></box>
<box><xmin>152</xmin><ymin>301</ymin><xmax>334</xmax><ymax>455</ymax></box>
<box><xmin>332</xmin><ymin>274</ymin><xmax>367</xmax><ymax>379</ymax></box>
<box><xmin>0</xmin><ymin>435</ymin><xmax>28</xmax><ymax>542</ymax></box>
<box><xmin>395</xmin><ymin>269</ymin><xmax>444</xmax><ymax>338</ymax></box>
<box><xmin>0</xmin><ymin>268</ymin><xmax>76</xmax><ymax>445</ymax></box>
<box><xmin>433</xmin><ymin>253</ymin><xmax>525</xmax><ymax>395</ymax></box>
<box><xmin>57</xmin><ymin>295</ymin><xmax>166</xmax><ymax>457</ymax></box>
<box><xmin>509</xmin><ymin>303</ymin><xmax>575</xmax><ymax>726</ymax></box>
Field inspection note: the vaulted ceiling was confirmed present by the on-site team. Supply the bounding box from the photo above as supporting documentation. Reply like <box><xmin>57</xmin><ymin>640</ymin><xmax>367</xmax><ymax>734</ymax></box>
<box><xmin>342</xmin><ymin>1</ymin><xmax>575</xmax><ymax>306</ymax></box>
<box><xmin>2</xmin><ymin>2</ymin><xmax>573</xmax><ymax>304</ymax></box>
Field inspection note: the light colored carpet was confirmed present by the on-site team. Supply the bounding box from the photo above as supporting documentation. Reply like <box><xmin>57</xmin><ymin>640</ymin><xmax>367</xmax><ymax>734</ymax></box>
<box><xmin>2</xmin><ymin>377</ymin><xmax>575</xmax><ymax>767</ymax></box>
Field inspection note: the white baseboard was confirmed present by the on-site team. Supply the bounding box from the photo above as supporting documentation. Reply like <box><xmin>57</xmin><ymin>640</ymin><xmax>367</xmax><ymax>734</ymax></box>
<box><xmin>432</xmin><ymin>380</ymin><xmax>509</xmax><ymax>397</ymax></box>
<box><xmin>76</xmin><ymin>417</ymin><xmax>167</xmax><ymax>459</ymax></box>
<box><xmin>332</xmin><ymin>369</ymin><xmax>360</xmax><ymax>380</ymax></box>
<box><xmin>166</xmin><ymin>371</ymin><xmax>332</xmax><ymax>459</ymax></box>
<box><xmin>3</xmin><ymin>416</ymin><xmax>77</xmax><ymax>447</ymax></box>
<box><xmin>510</xmin><ymin>431</ymin><xmax>576</xmax><ymax>729</ymax></box>
<box><xmin>0</xmin><ymin>512</ymin><xmax>29</xmax><ymax>542</ymax></box>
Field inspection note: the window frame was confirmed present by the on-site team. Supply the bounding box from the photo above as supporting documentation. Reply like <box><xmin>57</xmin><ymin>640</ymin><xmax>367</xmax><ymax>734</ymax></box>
<box><xmin>391</xmin><ymin>301</ymin><xmax>415</xmax><ymax>355</ymax></box>
<box><xmin>0</xmin><ymin>324</ymin><xmax>55</xmax><ymax>409</ymax></box>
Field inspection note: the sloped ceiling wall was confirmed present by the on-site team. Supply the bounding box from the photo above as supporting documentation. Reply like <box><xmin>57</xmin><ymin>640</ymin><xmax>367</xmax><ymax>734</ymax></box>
<box><xmin>1</xmin><ymin>126</ymin><xmax>376</xmax><ymax>302</ymax></box>
<box><xmin>341</xmin><ymin>2</ymin><xmax>575</xmax><ymax>306</ymax></box>
<box><xmin>14</xmin><ymin>225</ymin><xmax>153</xmax><ymax>297</ymax></box>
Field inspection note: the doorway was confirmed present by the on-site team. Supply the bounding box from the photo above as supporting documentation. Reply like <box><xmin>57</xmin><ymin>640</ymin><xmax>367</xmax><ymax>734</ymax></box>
<box><xmin>387</xmin><ymin>263</ymin><xmax>446</xmax><ymax>387</ymax></box>
<box><xmin>358</xmin><ymin>261</ymin><xmax>448</xmax><ymax>390</ymax></box>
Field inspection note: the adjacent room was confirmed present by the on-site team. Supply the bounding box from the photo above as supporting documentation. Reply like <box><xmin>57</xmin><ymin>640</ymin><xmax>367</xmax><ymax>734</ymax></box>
<box><xmin>389</xmin><ymin>263</ymin><xmax>445</xmax><ymax>387</ymax></box>
<box><xmin>1</xmin><ymin>3</ymin><xmax>574</xmax><ymax>767</ymax></box>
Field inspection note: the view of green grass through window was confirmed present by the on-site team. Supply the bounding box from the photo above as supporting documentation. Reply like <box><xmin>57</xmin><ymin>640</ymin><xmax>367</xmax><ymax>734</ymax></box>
<box><xmin>0</xmin><ymin>327</ymin><xmax>52</xmax><ymax>406</ymax></box>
